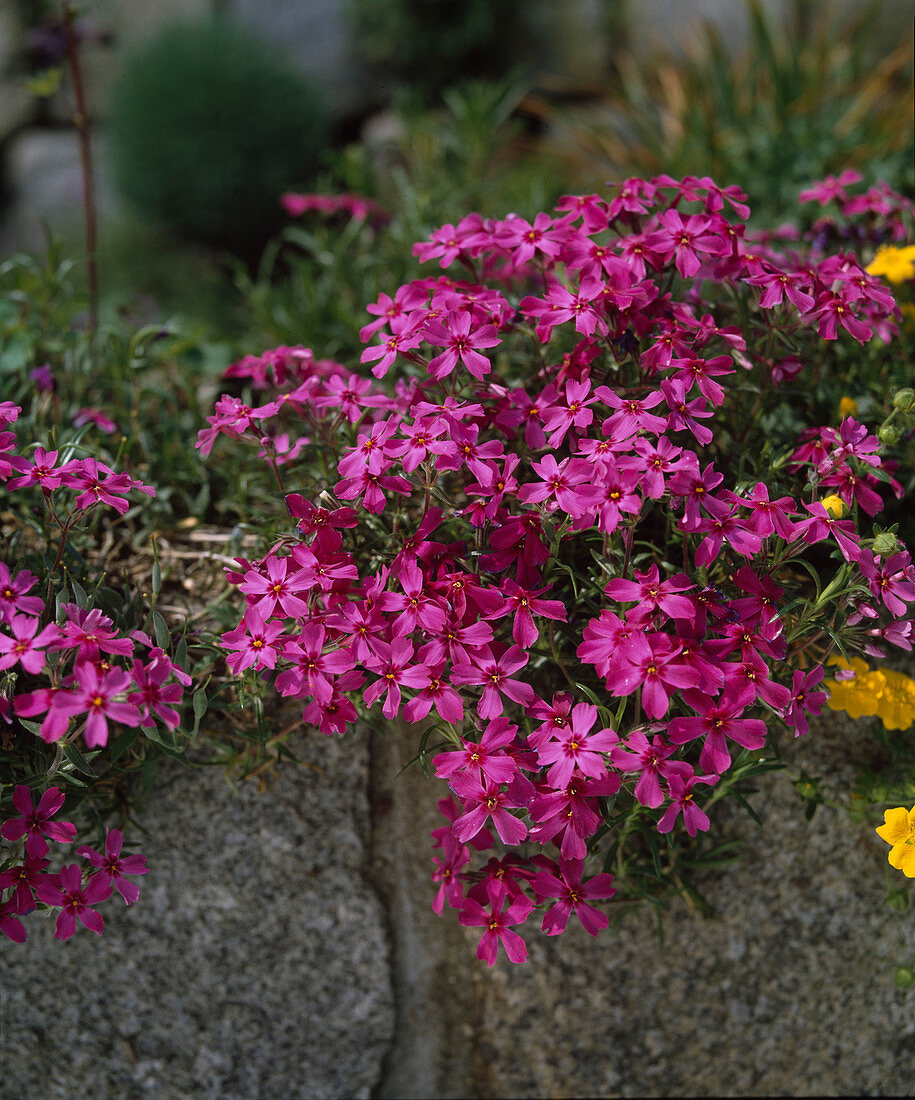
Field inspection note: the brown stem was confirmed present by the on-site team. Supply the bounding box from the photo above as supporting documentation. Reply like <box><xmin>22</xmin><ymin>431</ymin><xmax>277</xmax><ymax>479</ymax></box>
<box><xmin>61</xmin><ymin>1</ymin><xmax>98</xmax><ymax>338</ymax></box>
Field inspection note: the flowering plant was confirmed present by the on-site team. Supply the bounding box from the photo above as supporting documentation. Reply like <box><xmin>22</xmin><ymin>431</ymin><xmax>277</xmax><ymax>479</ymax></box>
<box><xmin>202</xmin><ymin>173</ymin><xmax>913</xmax><ymax>964</ymax></box>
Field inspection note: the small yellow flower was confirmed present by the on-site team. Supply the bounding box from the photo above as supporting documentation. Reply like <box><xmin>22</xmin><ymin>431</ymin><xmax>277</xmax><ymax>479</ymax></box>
<box><xmin>876</xmin><ymin>670</ymin><xmax>915</xmax><ymax>732</ymax></box>
<box><xmin>821</xmin><ymin>493</ymin><xmax>846</xmax><ymax>518</ymax></box>
<box><xmin>838</xmin><ymin>396</ymin><xmax>858</xmax><ymax>419</ymax></box>
<box><xmin>865</xmin><ymin>244</ymin><xmax>915</xmax><ymax>284</ymax></box>
<box><xmin>825</xmin><ymin>658</ymin><xmax>915</xmax><ymax>731</ymax></box>
<box><xmin>875</xmin><ymin>804</ymin><xmax>915</xmax><ymax>878</ymax></box>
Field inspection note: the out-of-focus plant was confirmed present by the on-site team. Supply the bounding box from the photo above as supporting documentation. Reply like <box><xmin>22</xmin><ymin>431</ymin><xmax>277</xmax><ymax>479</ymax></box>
<box><xmin>536</xmin><ymin>0</ymin><xmax>913</xmax><ymax>224</ymax></box>
<box><xmin>109</xmin><ymin>14</ymin><xmax>331</xmax><ymax>261</ymax></box>
<box><xmin>348</xmin><ymin>0</ymin><xmax>529</xmax><ymax>103</ymax></box>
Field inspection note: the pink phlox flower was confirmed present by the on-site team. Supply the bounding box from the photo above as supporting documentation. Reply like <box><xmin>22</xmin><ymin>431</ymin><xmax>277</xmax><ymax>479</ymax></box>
<box><xmin>337</xmin><ymin>418</ymin><xmax>400</xmax><ymax>479</ymax></box>
<box><xmin>466</xmin><ymin>854</ymin><xmax>537</xmax><ymax>910</ymax></box>
<box><xmin>611</xmin><ymin>629</ymin><xmax>704</xmax><ymax>719</ymax></box>
<box><xmin>527</xmin><ymin>691</ymin><xmax>575</xmax><ymax>751</ymax></box>
<box><xmin>729</xmin><ymin>566</ymin><xmax>786</xmax><ymax>641</ymax></box>
<box><xmin>430</xmin><ymin>834</ymin><xmax>471</xmax><ymax>915</ymax></box>
<box><xmin>576</xmin><ymin>609</ymin><xmax>634</xmax><ymax>683</ymax></box>
<box><xmin>449</xmin><ymin>774</ymin><xmax>529</xmax><ymax>846</ymax></box>
<box><xmin>668</xmin><ymin>685</ymin><xmax>768</xmax><ymax>774</ymax></box>
<box><xmin>793</xmin><ymin>501</ymin><xmax>862</xmax><ymax>562</ymax></box>
<box><xmin>73</xmin><ymin>407</ymin><xmax>117</xmax><ymax>434</ymax></box>
<box><xmin>640</xmin><ymin>325</ymin><xmax>695</xmax><ymax>371</ymax></box>
<box><xmin>745</xmin><ymin>265</ymin><xmax>815</xmax><ymax>312</ymax></box>
<box><xmin>33</xmin><ymin>863</ymin><xmax>112</xmax><ymax>939</ymax></box>
<box><xmin>459</xmin><ymin>886</ymin><xmax>534</xmax><ymax>966</ymax></box>
<box><xmin>646</xmin><ymin>208</ymin><xmax>728</xmax><ymax>277</ymax></box>
<box><xmin>0</xmin><ymin>565</ymin><xmax>44</xmax><ymax>622</ymax></box>
<box><xmin>0</xmin><ymin>899</ymin><xmax>27</xmax><ymax>943</ymax></box>
<box><xmin>6</xmin><ymin>448</ymin><xmax>80</xmax><ymax>492</ymax></box>
<box><xmin>284</xmin><ymin>495</ymin><xmax>358</xmax><ymax>553</ymax></box>
<box><xmin>450</xmin><ymin>643</ymin><xmax>536</xmax><ymax>720</ymax></box>
<box><xmin>276</xmin><ymin>623</ymin><xmax>355</xmax><ymax>705</ymax></box>
<box><xmin>692</xmin><ymin>496</ymin><xmax>763</xmax><ymax>568</ymax></box>
<box><xmin>858</xmin><ymin>550</ymin><xmax>915</xmax><ymax>617</ymax></box>
<box><xmin>0</xmin><ymin>852</ymin><xmax>49</xmax><ymax>914</ymax></box>
<box><xmin>556</xmin><ymin>191</ymin><xmax>613</xmax><ymax>230</ymax></box>
<box><xmin>667</xmin><ymin>459</ymin><xmax>724</xmax><ymax>531</ymax></box>
<box><xmin>432</xmin><ymin>795</ymin><xmax>494</xmax><ymax>852</ymax></box>
<box><xmin>238</xmin><ymin>554</ymin><xmax>312</xmax><ymax>619</ymax></box>
<box><xmin>528</xmin><ymin>772</ymin><xmax>619</xmax><ymax>859</ymax></box>
<box><xmin>660</xmin><ymin>377</ymin><xmax>715</xmax><ymax>446</ymax></box>
<box><xmin>413</xmin><ymin>219</ymin><xmax>476</xmax><ymax>268</ymax></box>
<box><xmin>385</xmin><ymin>415</ymin><xmax>450</xmax><ymax>473</ymax></box>
<box><xmin>128</xmin><ymin>652</ymin><xmax>183</xmax><ymax>729</ymax></box>
<box><xmin>76</xmin><ymin>827</ymin><xmax>148</xmax><ymax>905</ymax></box>
<box><xmin>301</xmin><ymin>669</ymin><xmax>364</xmax><ymax>735</ymax></box>
<box><xmin>535</xmin><ymin>702</ymin><xmax>617</xmax><ymax>788</ymax></box>
<box><xmin>798</xmin><ymin>170</ymin><xmax>862</xmax><ymax>206</ymax></box>
<box><xmin>382</xmin><ymin>559</ymin><xmax>448</xmax><ymax>638</ymax></box>
<box><xmin>361</xmin><ymin>637</ymin><xmax>428</xmax><ymax>719</ymax></box>
<box><xmin>51</xmin><ymin>604</ymin><xmax>134</xmax><ymax>658</ymax></box>
<box><xmin>416</xmin><ymin>616</ymin><xmax>494</xmax><ymax>669</ymax></box>
<box><xmin>610</xmin><ymin>729</ymin><xmax>679</xmax><ymax>808</ymax></box>
<box><xmin>50</xmin><ymin>661</ymin><xmax>141</xmax><ymax>748</ymax></box>
<box><xmin>808</xmin><ymin>288</ymin><xmax>872</xmax><ymax>343</ymax></box>
<box><xmin>632</xmin><ymin>436</ymin><xmax>687</xmax><ymax>499</ymax></box>
<box><xmin>1</xmin><ymin>785</ymin><xmax>76</xmax><ymax>858</ymax></box>
<box><xmin>531</xmin><ymin>857</ymin><xmax>616</xmax><ymax>936</ymax></box>
<box><xmin>784</xmin><ymin>667</ymin><xmax>829</xmax><ymax>737</ymax></box>
<box><xmin>389</xmin><ymin>508</ymin><xmax>446</xmax><ymax>577</ymax></box>
<box><xmin>402</xmin><ymin>662</ymin><xmax>464</xmax><ymax>724</ymax></box>
<box><xmin>723</xmin><ymin>482</ymin><xmax>799</xmax><ymax>539</ymax></box>
<box><xmin>464</xmin><ymin>455</ymin><xmax>522</xmax><ymax>523</ymax></box>
<box><xmin>657</xmin><ymin>765</ymin><xmax>719</xmax><ymax>837</ymax></box>
<box><xmin>540</xmin><ymin>378</ymin><xmax>597</xmax><ymax>447</ymax></box>
<box><xmin>434</xmin><ymin>716</ymin><xmax>520</xmax><ymax>786</ymax></box>
<box><xmin>360</xmin><ymin>283</ymin><xmax>430</xmax><ymax>342</ymax></box>
<box><xmin>65</xmin><ymin>458</ymin><xmax>154</xmax><ymax>514</ymax></box>
<box><xmin>492</xmin><ymin>579</ymin><xmax>567</xmax><ymax>649</ymax></box>
<box><xmin>432</xmin><ymin>420</ymin><xmax>504</xmax><ymax>481</ymax></box>
<box><xmin>220</xmin><ymin>605</ymin><xmax>287</xmax><ymax>675</ymax></box>
<box><xmin>604</xmin><ymin>564</ymin><xmax>695</xmax><ymax>626</ymax></box>
<box><xmin>517</xmin><ymin>455</ymin><xmax>603</xmax><ymax>519</ymax></box>
<box><xmin>0</xmin><ymin>614</ymin><xmax>62</xmax><ymax>674</ymax></box>
<box><xmin>359</xmin><ymin>312</ymin><xmax>425</xmax><ymax>378</ymax></box>
<box><xmin>334</xmin><ymin>469</ymin><xmax>413</xmax><ymax>514</ymax></box>
<box><xmin>668</xmin><ymin>354</ymin><xmax>734</xmax><ymax>407</ymax></box>
<box><xmin>497</xmin><ymin>211</ymin><xmax>564</xmax><ymax>264</ymax></box>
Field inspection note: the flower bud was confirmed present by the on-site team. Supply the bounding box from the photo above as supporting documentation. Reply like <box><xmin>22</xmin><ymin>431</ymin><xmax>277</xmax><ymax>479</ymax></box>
<box><xmin>871</xmin><ymin>531</ymin><xmax>899</xmax><ymax>556</ymax></box>
<box><xmin>821</xmin><ymin>494</ymin><xmax>846</xmax><ymax>518</ymax></box>
<box><xmin>893</xmin><ymin>388</ymin><xmax>915</xmax><ymax>412</ymax></box>
<box><xmin>878</xmin><ymin>424</ymin><xmax>901</xmax><ymax>446</ymax></box>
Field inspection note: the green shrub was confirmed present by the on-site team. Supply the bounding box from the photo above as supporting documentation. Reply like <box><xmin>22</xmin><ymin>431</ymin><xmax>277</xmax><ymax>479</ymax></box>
<box><xmin>109</xmin><ymin>16</ymin><xmax>331</xmax><ymax>260</ymax></box>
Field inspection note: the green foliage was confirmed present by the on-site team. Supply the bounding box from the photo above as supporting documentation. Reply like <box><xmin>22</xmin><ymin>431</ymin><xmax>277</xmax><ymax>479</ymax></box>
<box><xmin>238</xmin><ymin>79</ymin><xmax>564</xmax><ymax>357</ymax></box>
<box><xmin>109</xmin><ymin>15</ymin><xmax>331</xmax><ymax>260</ymax></box>
<box><xmin>348</xmin><ymin>0</ymin><xmax>528</xmax><ymax>101</ymax></box>
<box><xmin>541</xmin><ymin>0</ymin><xmax>914</xmax><ymax>223</ymax></box>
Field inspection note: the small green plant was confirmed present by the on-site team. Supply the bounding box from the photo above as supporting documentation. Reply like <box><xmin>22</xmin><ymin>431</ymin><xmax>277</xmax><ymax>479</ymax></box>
<box><xmin>109</xmin><ymin>15</ymin><xmax>331</xmax><ymax>261</ymax></box>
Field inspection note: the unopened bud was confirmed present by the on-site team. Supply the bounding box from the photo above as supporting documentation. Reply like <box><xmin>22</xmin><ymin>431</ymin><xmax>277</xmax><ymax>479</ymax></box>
<box><xmin>872</xmin><ymin>531</ymin><xmax>899</xmax><ymax>556</ymax></box>
<box><xmin>878</xmin><ymin>424</ymin><xmax>901</xmax><ymax>446</ymax></box>
<box><xmin>893</xmin><ymin>388</ymin><xmax>915</xmax><ymax>412</ymax></box>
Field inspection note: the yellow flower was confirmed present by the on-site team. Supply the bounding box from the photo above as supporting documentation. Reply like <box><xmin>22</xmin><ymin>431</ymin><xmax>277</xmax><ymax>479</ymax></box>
<box><xmin>821</xmin><ymin>493</ymin><xmax>846</xmax><ymax>518</ymax></box>
<box><xmin>875</xmin><ymin>804</ymin><xmax>915</xmax><ymax>878</ymax></box>
<box><xmin>825</xmin><ymin>659</ymin><xmax>915</xmax><ymax>731</ymax></box>
<box><xmin>838</xmin><ymin>396</ymin><xmax>858</xmax><ymax>419</ymax></box>
<box><xmin>865</xmin><ymin>244</ymin><xmax>915</xmax><ymax>284</ymax></box>
<box><xmin>877</xmin><ymin>670</ymin><xmax>915</xmax><ymax>731</ymax></box>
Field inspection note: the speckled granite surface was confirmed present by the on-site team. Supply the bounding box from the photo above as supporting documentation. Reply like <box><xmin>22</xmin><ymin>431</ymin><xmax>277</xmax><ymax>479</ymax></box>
<box><xmin>2</xmin><ymin>707</ymin><xmax>913</xmax><ymax>1098</ymax></box>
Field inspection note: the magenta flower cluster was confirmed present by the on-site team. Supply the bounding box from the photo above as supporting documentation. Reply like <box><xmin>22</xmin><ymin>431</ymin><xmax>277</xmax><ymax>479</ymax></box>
<box><xmin>0</xmin><ymin>785</ymin><xmax>147</xmax><ymax>942</ymax></box>
<box><xmin>0</xmin><ymin>402</ymin><xmax>189</xmax><ymax>749</ymax></box>
<box><xmin>200</xmin><ymin>174</ymin><xmax>913</xmax><ymax>964</ymax></box>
